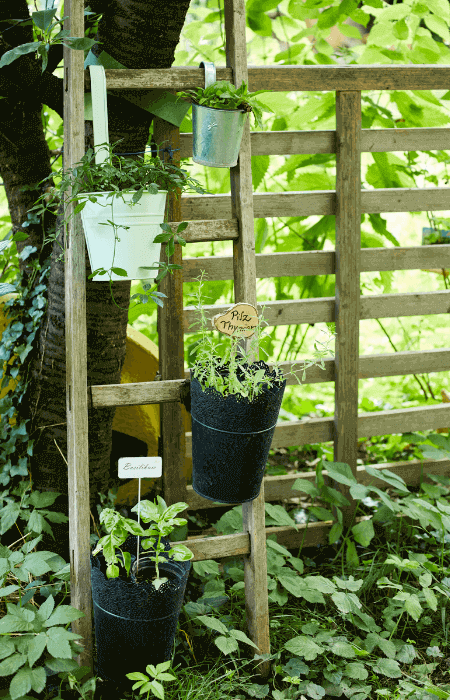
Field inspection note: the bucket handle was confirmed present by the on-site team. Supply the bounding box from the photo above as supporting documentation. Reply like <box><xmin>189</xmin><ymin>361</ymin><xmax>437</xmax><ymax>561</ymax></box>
<box><xmin>89</xmin><ymin>65</ymin><xmax>109</xmax><ymax>166</ymax></box>
<box><xmin>199</xmin><ymin>61</ymin><xmax>216</xmax><ymax>89</ymax></box>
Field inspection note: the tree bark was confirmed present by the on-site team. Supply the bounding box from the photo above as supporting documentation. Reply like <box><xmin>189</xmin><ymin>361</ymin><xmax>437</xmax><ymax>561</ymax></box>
<box><xmin>0</xmin><ymin>0</ymin><xmax>191</xmax><ymax>517</ymax></box>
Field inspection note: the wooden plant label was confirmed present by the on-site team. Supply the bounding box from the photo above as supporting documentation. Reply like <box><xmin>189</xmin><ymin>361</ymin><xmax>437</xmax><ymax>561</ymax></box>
<box><xmin>212</xmin><ymin>303</ymin><xmax>258</xmax><ymax>338</ymax></box>
<box><xmin>118</xmin><ymin>457</ymin><xmax>162</xmax><ymax>479</ymax></box>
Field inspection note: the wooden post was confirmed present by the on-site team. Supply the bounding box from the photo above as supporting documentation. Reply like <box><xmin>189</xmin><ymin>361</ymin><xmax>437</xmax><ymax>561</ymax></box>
<box><xmin>224</xmin><ymin>0</ymin><xmax>271</xmax><ymax>680</ymax></box>
<box><xmin>153</xmin><ymin>119</ymin><xmax>188</xmax><ymax>512</ymax></box>
<box><xmin>63</xmin><ymin>0</ymin><xmax>92</xmax><ymax>667</ymax></box>
<box><xmin>334</xmin><ymin>91</ymin><xmax>361</xmax><ymax>527</ymax></box>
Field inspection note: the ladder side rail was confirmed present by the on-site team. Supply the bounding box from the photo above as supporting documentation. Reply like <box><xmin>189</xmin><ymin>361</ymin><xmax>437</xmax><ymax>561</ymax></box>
<box><xmin>224</xmin><ymin>0</ymin><xmax>271</xmax><ymax>680</ymax></box>
<box><xmin>64</xmin><ymin>0</ymin><xmax>92</xmax><ymax>668</ymax></box>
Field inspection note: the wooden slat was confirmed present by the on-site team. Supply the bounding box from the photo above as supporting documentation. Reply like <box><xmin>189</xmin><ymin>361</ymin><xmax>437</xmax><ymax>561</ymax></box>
<box><xmin>182</xmin><ymin>245</ymin><xmax>450</xmax><ymax>281</ymax></box>
<box><xmin>154</xmin><ymin>120</ymin><xmax>188</xmax><ymax>512</ymax></box>
<box><xmin>183</xmin><ymin>458</ymin><xmax>450</xmax><ymax>510</ymax></box>
<box><xmin>89</xmin><ymin>65</ymin><xmax>450</xmax><ymax>92</ymax></box>
<box><xmin>184</xmin><ymin>290</ymin><xmax>450</xmax><ymax>331</ymax></box>
<box><xmin>64</xmin><ymin>0</ymin><xmax>92</xmax><ymax>669</ymax></box>
<box><xmin>185</xmin><ymin>403</ymin><xmax>450</xmax><ymax>457</ymax></box>
<box><xmin>180</xmin><ymin>128</ymin><xmax>450</xmax><ymax>158</ymax></box>
<box><xmin>173</xmin><ymin>219</ymin><xmax>238</xmax><ymax>243</ymax></box>
<box><xmin>90</xmin><ymin>347</ymin><xmax>450</xmax><ymax>408</ymax></box>
<box><xmin>333</xmin><ymin>90</ymin><xmax>361</xmax><ymax>523</ymax></box>
<box><xmin>180</xmin><ymin>187</ymin><xmax>450</xmax><ymax>220</ymax></box>
<box><xmin>224</xmin><ymin>0</ymin><xmax>270</xmax><ymax>680</ymax></box>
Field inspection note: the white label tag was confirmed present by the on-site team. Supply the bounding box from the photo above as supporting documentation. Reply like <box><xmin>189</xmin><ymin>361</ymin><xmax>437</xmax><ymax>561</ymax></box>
<box><xmin>118</xmin><ymin>457</ymin><xmax>162</xmax><ymax>479</ymax></box>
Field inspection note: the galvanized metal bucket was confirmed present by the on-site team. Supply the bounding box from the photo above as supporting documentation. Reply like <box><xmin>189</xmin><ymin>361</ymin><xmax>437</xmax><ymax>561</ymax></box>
<box><xmin>192</xmin><ymin>62</ymin><xmax>248</xmax><ymax>168</ymax></box>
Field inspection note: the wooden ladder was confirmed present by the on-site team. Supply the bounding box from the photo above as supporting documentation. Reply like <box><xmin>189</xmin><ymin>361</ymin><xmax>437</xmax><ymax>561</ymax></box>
<box><xmin>64</xmin><ymin>0</ymin><xmax>271</xmax><ymax>679</ymax></box>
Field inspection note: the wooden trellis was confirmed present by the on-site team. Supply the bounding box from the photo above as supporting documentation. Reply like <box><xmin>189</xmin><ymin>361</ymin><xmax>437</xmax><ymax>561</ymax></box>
<box><xmin>65</xmin><ymin>0</ymin><xmax>450</xmax><ymax>678</ymax></box>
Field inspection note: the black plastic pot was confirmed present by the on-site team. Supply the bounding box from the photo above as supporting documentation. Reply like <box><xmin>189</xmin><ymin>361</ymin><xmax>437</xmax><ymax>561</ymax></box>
<box><xmin>190</xmin><ymin>362</ymin><xmax>286</xmax><ymax>504</ymax></box>
<box><xmin>91</xmin><ymin>534</ymin><xmax>191</xmax><ymax>687</ymax></box>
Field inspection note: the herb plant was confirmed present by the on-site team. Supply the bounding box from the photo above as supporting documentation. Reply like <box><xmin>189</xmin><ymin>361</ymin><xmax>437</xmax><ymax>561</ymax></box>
<box><xmin>188</xmin><ymin>272</ymin><xmax>335</xmax><ymax>401</ymax></box>
<box><xmin>26</xmin><ymin>142</ymin><xmax>207</xmax><ymax>306</ymax></box>
<box><xmin>126</xmin><ymin>660</ymin><xmax>177</xmax><ymax>700</ymax></box>
<box><xmin>176</xmin><ymin>80</ymin><xmax>270</xmax><ymax>129</ymax></box>
<box><xmin>93</xmin><ymin>496</ymin><xmax>193</xmax><ymax>589</ymax></box>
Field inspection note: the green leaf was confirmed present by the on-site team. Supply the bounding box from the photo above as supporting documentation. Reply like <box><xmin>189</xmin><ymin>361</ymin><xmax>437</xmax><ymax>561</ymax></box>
<box><xmin>329</xmin><ymin>522</ymin><xmax>343</xmax><ymax>545</ymax></box>
<box><xmin>264</xmin><ymin>503</ymin><xmax>299</xmax><ymax>530</ymax></box>
<box><xmin>32</xmin><ymin>9</ymin><xmax>57</xmax><ymax>31</ymax></box>
<box><xmin>62</xmin><ymin>37</ymin><xmax>97</xmax><ymax>50</ymax></box>
<box><xmin>284</xmin><ymin>635</ymin><xmax>324</xmax><ymax>661</ymax></box>
<box><xmin>30</xmin><ymin>666</ymin><xmax>46</xmax><ymax>694</ymax></box>
<box><xmin>324</xmin><ymin>461</ymin><xmax>357</xmax><ymax>486</ymax></box>
<box><xmin>393</xmin><ymin>18</ymin><xmax>409</xmax><ymax>39</ymax></box>
<box><xmin>0</xmin><ymin>283</ymin><xmax>17</xmax><ymax>296</ymax></box>
<box><xmin>0</xmin><ymin>638</ymin><xmax>15</xmax><ymax>660</ymax></box>
<box><xmin>28</xmin><ymin>634</ymin><xmax>47</xmax><ymax>668</ymax></box>
<box><xmin>346</xmin><ymin>540</ymin><xmax>359</xmax><ymax>568</ymax></box>
<box><xmin>349</xmin><ymin>483</ymin><xmax>369</xmax><ymax>501</ymax></box>
<box><xmin>36</xmin><ymin>594</ymin><xmax>54</xmax><ymax>622</ymax></box>
<box><xmin>0</xmin><ymin>653</ymin><xmax>26</xmax><ymax>677</ymax></box>
<box><xmin>10</xmin><ymin>666</ymin><xmax>33</xmax><ymax>700</ymax></box>
<box><xmin>196</xmin><ymin>615</ymin><xmax>228</xmax><ymax>635</ymax></box>
<box><xmin>330</xmin><ymin>641</ymin><xmax>356</xmax><ymax>659</ymax></box>
<box><xmin>46</xmin><ymin>627</ymin><xmax>79</xmax><ymax>658</ymax></box>
<box><xmin>364</xmin><ymin>465</ymin><xmax>409</xmax><ymax>493</ymax></box>
<box><xmin>424</xmin><ymin>14</ymin><xmax>450</xmax><ymax>41</ymax></box>
<box><xmin>396</xmin><ymin>643</ymin><xmax>416</xmax><ymax>664</ymax></box>
<box><xmin>373</xmin><ymin>657</ymin><xmax>402</xmax><ymax>678</ymax></box>
<box><xmin>215</xmin><ymin>635</ymin><xmax>239</xmax><ymax>656</ymax></box>
<box><xmin>308</xmin><ymin>506</ymin><xmax>334</xmax><ymax>522</ymax></box>
<box><xmin>45</xmin><ymin>657</ymin><xmax>79</xmax><ymax>673</ymax></box>
<box><xmin>228</xmin><ymin>629</ymin><xmax>259</xmax><ymax>649</ymax></box>
<box><xmin>0</xmin><ymin>43</ymin><xmax>40</xmax><ymax>69</ymax></box>
<box><xmin>404</xmin><ymin>593</ymin><xmax>423</xmax><ymax>621</ymax></box>
<box><xmin>427</xmin><ymin>0</ymin><xmax>450</xmax><ymax>21</ymax></box>
<box><xmin>351</xmin><ymin>519</ymin><xmax>375</xmax><ymax>547</ymax></box>
<box><xmin>291</xmin><ymin>478</ymin><xmax>319</xmax><ymax>497</ymax></box>
<box><xmin>343</xmin><ymin>662</ymin><xmax>368</xmax><ymax>680</ymax></box>
<box><xmin>423</xmin><ymin>587</ymin><xmax>438</xmax><ymax>612</ymax></box>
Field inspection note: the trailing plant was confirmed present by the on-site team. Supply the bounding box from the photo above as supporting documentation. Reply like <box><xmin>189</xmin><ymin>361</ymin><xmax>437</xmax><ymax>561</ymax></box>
<box><xmin>26</xmin><ymin>141</ymin><xmax>207</xmax><ymax>307</ymax></box>
<box><xmin>0</xmin><ymin>534</ymin><xmax>86</xmax><ymax>700</ymax></box>
<box><xmin>92</xmin><ymin>495</ymin><xmax>194</xmax><ymax>588</ymax></box>
<box><xmin>188</xmin><ymin>272</ymin><xmax>335</xmax><ymax>401</ymax></box>
<box><xmin>0</xmin><ymin>242</ymin><xmax>49</xmax><ymax>487</ymax></box>
<box><xmin>176</xmin><ymin>80</ymin><xmax>270</xmax><ymax>129</ymax></box>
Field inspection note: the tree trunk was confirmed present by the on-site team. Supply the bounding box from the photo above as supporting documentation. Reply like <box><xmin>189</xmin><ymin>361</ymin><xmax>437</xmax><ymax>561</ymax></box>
<box><xmin>0</xmin><ymin>0</ymin><xmax>191</xmax><ymax>520</ymax></box>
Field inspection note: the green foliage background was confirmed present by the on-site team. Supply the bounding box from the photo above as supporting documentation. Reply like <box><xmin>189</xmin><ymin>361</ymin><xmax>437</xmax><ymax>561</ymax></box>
<box><xmin>2</xmin><ymin>0</ymin><xmax>450</xmax><ymax>432</ymax></box>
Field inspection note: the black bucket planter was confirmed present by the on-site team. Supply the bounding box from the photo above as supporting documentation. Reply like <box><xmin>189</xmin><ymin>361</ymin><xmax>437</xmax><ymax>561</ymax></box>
<box><xmin>190</xmin><ymin>362</ymin><xmax>286</xmax><ymax>504</ymax></box>
<box><xmin>91</xmin><ymin>534</ymin><xmax>191</xmax><ymax>687</ymax></box>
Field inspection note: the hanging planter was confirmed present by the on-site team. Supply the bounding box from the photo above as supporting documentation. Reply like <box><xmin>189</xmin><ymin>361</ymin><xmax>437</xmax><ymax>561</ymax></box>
<box><xmin>80</xmin><ymin>190</ymin><xmax>167</xmax><ymax>282</ymax></box>
<box><xmin>190</xmin><ymin>362</ymin><xmax>286</xmax><ymax>504</ymax></box>
<box><xmin>177</xmin><ymin>62</ymin><xmax>270</xmax><ymax>168</ymax></box>
<box><xmin>91</xmin><ymin>499</ymin><xmax>193</xmax><ymax>687</ymax></box>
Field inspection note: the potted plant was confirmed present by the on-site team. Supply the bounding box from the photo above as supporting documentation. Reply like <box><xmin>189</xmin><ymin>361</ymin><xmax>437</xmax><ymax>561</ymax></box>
<box><xmin>28</xmin><ymin>142</ymin><xmax>206</xmax><ymax>289</ymax></box>
<box><xmin>186</xmin><ymin>274</ymin><xmax>335</xmax><ymax>505</ymax></box>
<box><xmin>176</xmin><ymin>61</ymin><xmax>269</xmax><ymax>168</ymax></box>
<box><xmin>90</xmin><ymin>496</ymin><xmax>193</xmax><ymax>687</ymax></box>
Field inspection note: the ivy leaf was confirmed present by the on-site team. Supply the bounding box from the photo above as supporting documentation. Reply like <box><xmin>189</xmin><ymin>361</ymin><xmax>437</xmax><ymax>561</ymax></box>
<box><xmin>284</xmin><ymin>635</ymin><xmax>324</xmax><ymax>661</ymax></box>
<box><xmin>373</xmin><ymin>658</ymin><xmax>402</xmax><ymax>678</ymax></box>
<box><xmin>0</xmin><ymin>43</ymin><xmax>40</xmax><ymax>68</ymax></box>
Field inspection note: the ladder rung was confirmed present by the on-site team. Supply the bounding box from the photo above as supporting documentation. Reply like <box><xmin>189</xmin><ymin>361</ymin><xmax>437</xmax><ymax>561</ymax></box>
<box><xmin>90</xmin><ymin>378</ymin><xmax>185</xmax><ymax>408</ymax></box>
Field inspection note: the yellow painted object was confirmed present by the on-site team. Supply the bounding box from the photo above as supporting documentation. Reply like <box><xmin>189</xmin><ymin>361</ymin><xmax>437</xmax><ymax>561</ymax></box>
<box><xmin>0</xmin><ymin>297</ymin><xmax>192</xmax><ymax>504</ymax></box>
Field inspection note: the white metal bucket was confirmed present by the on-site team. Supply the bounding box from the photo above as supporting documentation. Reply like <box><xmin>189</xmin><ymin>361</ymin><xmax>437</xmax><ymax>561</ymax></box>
<box><xmin>80</xmin><ymin>190</ymin><xmax>167</xmax><ymax>281</ymax></box>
